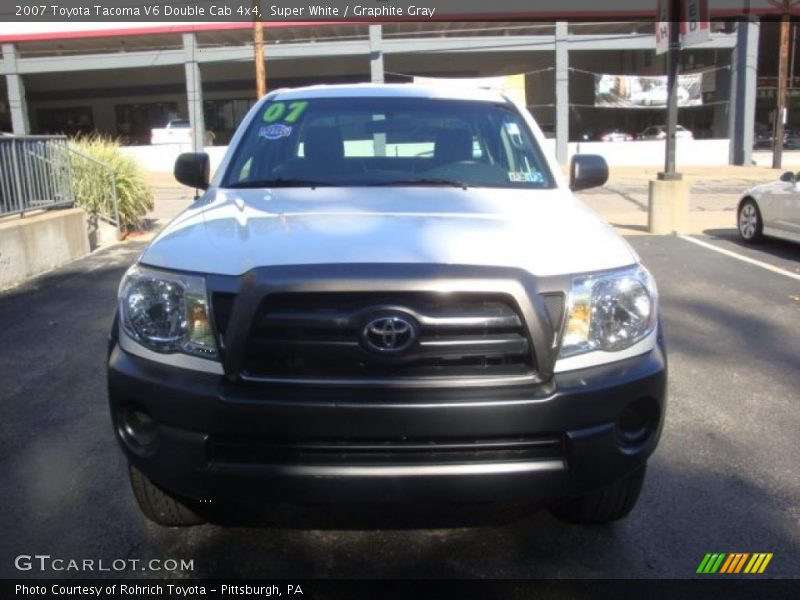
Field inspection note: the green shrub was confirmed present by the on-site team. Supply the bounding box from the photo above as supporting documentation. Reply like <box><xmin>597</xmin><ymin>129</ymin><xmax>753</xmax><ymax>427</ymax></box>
<box><xmin>69</xmin><ymin>136</ymin><xmax>154</xmax><ymax>231</ymax></box>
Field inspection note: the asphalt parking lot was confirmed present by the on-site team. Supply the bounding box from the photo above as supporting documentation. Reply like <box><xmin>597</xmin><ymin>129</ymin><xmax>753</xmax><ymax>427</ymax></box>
<box><xmin>0</xmin><ymin>225</ymin><xmax>798</xmax><ymax>579</ymax></box>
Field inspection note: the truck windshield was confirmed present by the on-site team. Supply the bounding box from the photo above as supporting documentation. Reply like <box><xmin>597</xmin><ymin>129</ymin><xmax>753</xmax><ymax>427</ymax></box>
<box><xmin>222</xmin><ymin>96</ymin><xmax>554</xmax><ymax>189</ymax></box>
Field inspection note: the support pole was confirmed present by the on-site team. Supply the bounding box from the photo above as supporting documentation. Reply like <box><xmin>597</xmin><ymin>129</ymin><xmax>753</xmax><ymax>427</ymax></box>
<box><xmin>790</xmin><ymin>21</ymin><xmax>797</xmax><ymax>88</ymax></box>
<box><xmin>182</xmin><ymin>33</ymin><xmax>206</xmax><ymax>153</ymax></box>
<box><xmin>772</xmin><ymin>1</ymin><xmax>791</xmax><ymax>169</ymax></box>
<box><xmin>253</xmin><ymin>0</ymin><xmax>266</xmax><ymax>98</ymax></box>
<box><xmin>369</xmin><ymin>25</ymin><xmax>385</xmax><ymax>83</ymax></box>
<box><xmin>649</xmin><ymin>1</ymin><xmax>690</xmax><ymax>234</ymax></box>
<box><xmin>659</xmin><ymin>0</ymin><xmax>681</xmax><ymax>181</ymax></box>
<box><xmin>554</xmin><ymin>21</ymin><xmax>569</xmax><ymax>166</ymax></box>
<box><xmin>2</xmin><ymin>44</ymin><xmax>30</xmax><ymax>135</ymax></box>
<box><xmin>729</xmin><ymin>17</ymin><xmax>760</xmax><ymax>166</ymax></box>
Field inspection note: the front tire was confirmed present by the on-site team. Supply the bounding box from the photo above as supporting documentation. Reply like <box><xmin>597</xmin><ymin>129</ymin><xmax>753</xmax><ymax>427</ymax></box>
<box><xmin>129</xmin><ymin>464</ymin><xmax>205</xmax><ymax>527</ymax></box>
<box><xmin>738</xmin><ymin>198</ymin><xmax>764</xmax><ymax>243</ymax></box>
<box><xmin>550</xmin><ymin>465</ymin><xmax>647</xmax><ymax>525</ymax></box>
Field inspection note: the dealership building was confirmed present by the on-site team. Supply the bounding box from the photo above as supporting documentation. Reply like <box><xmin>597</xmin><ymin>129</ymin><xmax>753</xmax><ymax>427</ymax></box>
<box><xmin>0</xmin><ymin>18</ymin><xmax>791</xmax><ymax>166</ymax></box>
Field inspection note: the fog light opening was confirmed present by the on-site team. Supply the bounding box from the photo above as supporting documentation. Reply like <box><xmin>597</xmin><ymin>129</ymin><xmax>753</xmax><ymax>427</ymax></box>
<box><xmin>120</xmin><ymin>406</ymin><xmax>158</xmax><ymax>448</ymax></box>
<box><xmin>616</xmin><ymin>397</ymin><xmax>658</xmax><ymax>449</ymax></box>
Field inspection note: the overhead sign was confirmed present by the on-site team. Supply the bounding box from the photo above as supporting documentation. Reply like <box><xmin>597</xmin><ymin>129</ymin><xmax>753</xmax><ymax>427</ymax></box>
<box><xmin>655</xmin><ymin>0</ymin><xmax>710</xmax><ymax>54</ymax></box>
<box><xmin>595</xmin><ymin>73</ymin><xmax>703</xmax><ymax>108</ymax></box>
<box><xmin>655</xmin><ymin>0</ymin><xmax>671</xmax><ymax>55</ymax></box>
<box><xmin>680</xmin><ymin>0</ymin><xmax>711</xmax><ymax>47</ymax></box>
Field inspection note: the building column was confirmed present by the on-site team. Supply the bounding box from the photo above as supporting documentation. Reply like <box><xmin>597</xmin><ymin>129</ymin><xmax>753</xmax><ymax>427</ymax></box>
<box><xmin>2</xmin><ymin>44</ymin><xmax>30</xmax><ymax>135</ymax></box>
<box><xmin>555</xmin><ymin>21</ymin><xmax>569</xmax><ymax>166</ymax></box>
<box><xmin>729</xmin><ymin>18</ymin><xmax>759</xmax><ymax>166</ymax></box>
<box><xmin>369</xmin><ymin>25</ymin><xmax>384</xmax><ymax>83</ymax></box>
<box><xmin>182</xmin><ymin>33</ymin><xmax>206</xmax><ymax>153</ymax></box>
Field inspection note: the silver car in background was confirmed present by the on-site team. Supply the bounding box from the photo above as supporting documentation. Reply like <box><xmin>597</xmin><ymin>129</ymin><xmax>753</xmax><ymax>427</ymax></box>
<box><xmin>738</xmin><ymin>171</ymin><xmax>800</xmax><ymax>244</ymax></box>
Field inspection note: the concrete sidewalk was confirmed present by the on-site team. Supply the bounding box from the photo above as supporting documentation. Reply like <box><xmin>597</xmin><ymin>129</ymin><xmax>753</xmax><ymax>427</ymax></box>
<box><xmin>141</xmin><ymin>164</ymin><xmax>788</xmax><ymax>239</ymax></box>
<box><xmin>575</xmin><ymin>164</ymin><xmax>786</xmax><ymax>236</ymax></box>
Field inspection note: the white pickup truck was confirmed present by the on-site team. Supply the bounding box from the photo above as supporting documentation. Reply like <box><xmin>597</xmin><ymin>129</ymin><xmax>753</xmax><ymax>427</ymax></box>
<box><xmin>111</xmin><ymin>83</ymin><xmax>666</xmax><ymax>528</ymax></box>
<box><xmin>150</xmin><ymin>119</ymin><xmax>213</xmax><ymax>146</ymax></box>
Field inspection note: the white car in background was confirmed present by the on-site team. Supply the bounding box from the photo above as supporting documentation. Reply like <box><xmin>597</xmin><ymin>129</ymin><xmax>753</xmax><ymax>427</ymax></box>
<box><xmin>637</xmin><ymin>125</ymin><xmax>694</xmax><ymax>141</ymax></box>
<box><xmin>600</xmin><ymin>129</ymin><xmax>634</xmax><ymax>142</ymax></box>
<box><xmin>738</xmin><ymin>171</ymin><xmax>800</xmax><ymax>244</ymax></box>
<box><xmin>150</xmin><ymin>119</ymin><xmax>214</xmax><ymax>146</ymax></box>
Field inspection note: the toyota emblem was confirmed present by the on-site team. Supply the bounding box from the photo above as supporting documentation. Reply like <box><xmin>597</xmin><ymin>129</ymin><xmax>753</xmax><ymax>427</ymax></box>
<box><xmin>361</xmin><ymin>315</ymin><xmax>417</xmax><ymax>354</ymax></box>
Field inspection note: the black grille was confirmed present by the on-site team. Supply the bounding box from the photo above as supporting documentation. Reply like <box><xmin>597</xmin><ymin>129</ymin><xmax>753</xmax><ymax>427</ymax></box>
<box><xmin>541</xmin><ymin>293</ymin><xmax>566</xmax><ymax>340</ymax></box>
<box><xmin>240</xmin><ymin>292</ymin><xmax>536</xmax><ymax>382</ymax></box>
<box><xmin>211</xmin><ymin>292</ymin><xmax>236</xmax><ymax>349</ymax></box>
<box><xmin>210</xmin><ymin>435</ymin><xmax>563</xmax><ymax>467</ymax></box>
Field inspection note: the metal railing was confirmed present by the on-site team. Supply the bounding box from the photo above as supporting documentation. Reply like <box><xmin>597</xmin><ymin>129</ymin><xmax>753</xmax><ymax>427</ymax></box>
<box><xmin>0</xmin><ymin>135</ymin><xmax>74</xmax><ymax>218</ymax></box>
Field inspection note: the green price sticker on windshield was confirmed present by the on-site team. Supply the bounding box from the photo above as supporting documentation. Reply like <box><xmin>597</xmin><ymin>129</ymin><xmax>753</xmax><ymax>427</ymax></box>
<box><xmin>263</xmin><ymin>101</ymin><xmax>308</xmax><ymax>124</ymax></box>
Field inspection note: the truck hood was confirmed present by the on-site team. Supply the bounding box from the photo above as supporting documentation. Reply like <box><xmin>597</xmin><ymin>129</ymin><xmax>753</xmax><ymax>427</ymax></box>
<box><xmin>140</xmin><ymin>187</ymin><xmax>638</xmax><ymax>277</ymax></box>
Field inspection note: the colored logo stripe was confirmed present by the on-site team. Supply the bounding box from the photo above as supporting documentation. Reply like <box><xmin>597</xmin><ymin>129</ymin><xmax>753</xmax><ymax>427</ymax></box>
<box><xmin>720</xmin><ymin>553</ymin><xmax>749</xmax><ymax>573</ymax></box>
<box><xmin>719</xmin><ymin>554</ymin><xmax>736</xmax><ymax>573</ymax></box>
<box><xmin>744</xmin><ymin>553</ymin><xmax>773</xmax><ymax>574</ymax></box>
<box><xmin>697</xmin><ymin>553</ymin><xmax>773</xmax><ymax>574</ymax></box>
<box><xmin>697</xmin><ymin>553</ymin><xmax>726</xmax><ymax>574</ymax></box>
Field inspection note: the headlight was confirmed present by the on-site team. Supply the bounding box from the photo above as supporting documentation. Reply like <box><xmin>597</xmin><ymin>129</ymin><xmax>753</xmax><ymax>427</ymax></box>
<box><xmin>118</xmin><ymin>265</ymin><xmax>217</xmax><ymax>358</ymax></box>
<box><xmin>559</xmin><ymin>266</ymin><xmax>657</xmax><ymax>358</ymax></box>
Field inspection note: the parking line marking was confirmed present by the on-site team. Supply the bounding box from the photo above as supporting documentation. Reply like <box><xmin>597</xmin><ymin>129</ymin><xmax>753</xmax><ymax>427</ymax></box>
<box><xmin>678</xmin><ymin>235</ymin><xmax>800</xmax><ymax>282</ymax></box>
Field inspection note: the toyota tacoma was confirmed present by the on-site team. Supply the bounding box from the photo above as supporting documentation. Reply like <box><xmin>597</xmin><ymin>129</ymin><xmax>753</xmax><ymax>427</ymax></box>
<box><xmin>108</xmin><ymin>84</ymin><xmax>666</xmax><ymax>526</ymax></box>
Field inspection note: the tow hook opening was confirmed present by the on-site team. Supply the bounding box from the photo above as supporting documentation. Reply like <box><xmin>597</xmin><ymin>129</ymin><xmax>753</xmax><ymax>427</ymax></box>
<box><xmin>615</xmin><ymin>397</ymin><xmax>659</xmax><ymax>449</ymax></box>
<box><xmin>118</xmin><ymin>405</ymin><xmax>158</xmax><ymax>451</ymax></box>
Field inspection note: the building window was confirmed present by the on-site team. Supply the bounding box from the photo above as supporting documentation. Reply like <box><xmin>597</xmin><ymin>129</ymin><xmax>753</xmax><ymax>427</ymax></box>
<box><xmin>36</xmin><ymin>107</ymin><xmax>94</xmax><ymax>136</ymax></box>
<box><xmin>0</xmin><ymin>100</ymin><xmax>10</xmax><ymax>133</ymax></box>
<box><xmin>115</xmin><ymin>102</ymin><xmax>179</xmax><ymax>144</ymax></box>
<box><xmin>204</xmin><ymin>98</ymin><xmax>257</xmax><ymax>144</ymax></box>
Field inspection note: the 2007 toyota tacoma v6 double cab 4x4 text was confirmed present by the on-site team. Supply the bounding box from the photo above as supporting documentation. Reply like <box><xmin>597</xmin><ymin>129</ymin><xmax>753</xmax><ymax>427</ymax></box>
<box><xmin>108</xmin><ymin>84</ymin><xmax>666</xmax><ymax>526</ymax></box>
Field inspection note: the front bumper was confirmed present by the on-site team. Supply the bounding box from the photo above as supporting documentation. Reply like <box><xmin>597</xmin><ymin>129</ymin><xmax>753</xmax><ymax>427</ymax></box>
<box><xmin>108</xmin><ymin>336</ymin><xmax>667</xmax><ymax>505</ymax></box>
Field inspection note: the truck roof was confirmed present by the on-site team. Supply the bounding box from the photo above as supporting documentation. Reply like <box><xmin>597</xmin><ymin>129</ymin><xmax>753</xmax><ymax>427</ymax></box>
<box><xmin>267</xmin><ymin>83</ymin><xmax>512</xmax><ymax>104</ymax></box>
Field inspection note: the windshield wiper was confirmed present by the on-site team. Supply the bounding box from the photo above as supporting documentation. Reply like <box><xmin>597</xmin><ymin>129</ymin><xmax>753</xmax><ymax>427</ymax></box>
<box><xmin>227</xmin><ymin>178</ymin><xmax>474</xmax><ymax>189</ymax></box>
<box><xmin>227</xmin><ymin>178</ymin><xmax>332</xmax><ymax>188</ymax></box>
<box><xmin>372</xmin><ymin>178</ymin><xmax>472</xmax><ymax>189</ymax></box>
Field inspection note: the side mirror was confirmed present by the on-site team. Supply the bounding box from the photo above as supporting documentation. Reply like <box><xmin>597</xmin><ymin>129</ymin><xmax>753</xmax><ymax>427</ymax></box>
<box><xmin>174</xmin><ymin>152</ymin><xmax>210</xmax><ymax>190</ymax></box>
<box><xmin>570</xmin><ymin>154</ymin><xmax>609</xmax><ymax>192</ymax></box>
<box><xmin>779</xmin><ymin>171</ymin><xmax>796</xmax><ymax>183</ymax></box>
